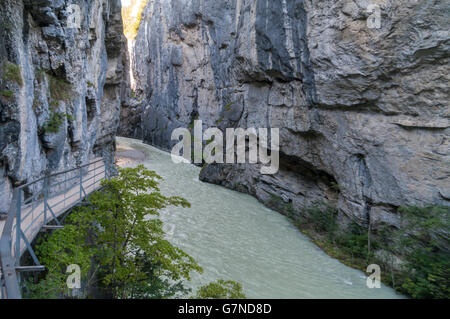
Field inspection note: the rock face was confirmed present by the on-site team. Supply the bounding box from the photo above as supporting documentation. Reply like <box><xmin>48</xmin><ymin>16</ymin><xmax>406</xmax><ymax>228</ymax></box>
<box><xmin>0</xmin><ymin>0</ymin><xmax>125</xmax><ymax>212</ymax></box>
<box><xmin>126</xmin><ymin>0</ymin><xmax>449</xmax><ymax>231</ymax></box>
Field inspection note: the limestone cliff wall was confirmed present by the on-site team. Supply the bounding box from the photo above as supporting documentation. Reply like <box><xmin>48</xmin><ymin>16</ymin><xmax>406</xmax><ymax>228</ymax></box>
<box><xmin>0</xmin><ymin>0</ymin><xmax>125</xmax><ymax>212</ymax></box>
<box><xmin>126</xmin><ymin>0</ymin><xmax>449</xmax><ymax>231</ymax></box>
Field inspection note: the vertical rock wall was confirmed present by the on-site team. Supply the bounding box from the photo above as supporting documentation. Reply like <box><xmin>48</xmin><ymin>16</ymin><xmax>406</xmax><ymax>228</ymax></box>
<box><xmin>0</xmin><ymin>0</ymin><xmax>125</xmax><ymax>212</ymax></box>
<box><xmin>126</xmin><ymin>0</ymin><xmax>449</xmax><ymax>231</ymax></box>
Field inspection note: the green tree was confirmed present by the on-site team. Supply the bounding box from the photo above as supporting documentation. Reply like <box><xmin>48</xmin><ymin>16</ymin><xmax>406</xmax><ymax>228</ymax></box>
<box><xmin>195</xmin><ymin>280</ymin><xmax>246</xmax><ymax>299</ymax></box>
<box><xmin>26</xmin><ymin>165</ymin><xmax>203</xmax><ymax>299</ymax></box>
<box><xmin>23</xmin><ymin>223</ymin><xmax>95</xmax><ymax>298</ymax></box>
<box><xmin>394</xmin><ymin>206</ymin><xmax>450</xmax><ymax>299</ymax></box>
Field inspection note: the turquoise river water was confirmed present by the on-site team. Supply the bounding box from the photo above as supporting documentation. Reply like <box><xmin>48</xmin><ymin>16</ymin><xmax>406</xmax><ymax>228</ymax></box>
<box><xmin>116</xmin><ymin>137</ymin><xmax>402</xmax><ymax>299</ymax></box>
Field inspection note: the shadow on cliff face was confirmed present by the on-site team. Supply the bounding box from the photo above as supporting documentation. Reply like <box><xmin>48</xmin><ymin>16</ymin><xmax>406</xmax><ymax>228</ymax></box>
<box><xmin>199</xmin><ymin>148</ymin><xmax>340</xmax><ymax>219</ymax></box>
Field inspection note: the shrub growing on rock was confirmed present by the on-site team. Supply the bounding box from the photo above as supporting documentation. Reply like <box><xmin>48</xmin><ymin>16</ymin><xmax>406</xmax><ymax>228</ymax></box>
<box><xmin>2</xmin><ymin>61</ymin><xmax>23</xmax><ymax>86</ymax></box>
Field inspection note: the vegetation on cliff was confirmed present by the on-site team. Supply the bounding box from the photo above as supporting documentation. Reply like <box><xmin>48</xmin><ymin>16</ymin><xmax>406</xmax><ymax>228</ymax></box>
<box><xmin>0</xmin><ymin>89</ymin><xmax>13</xmax><ymax>100</ymax></box>
<box><xmin>42</xmin><ymin>111</ymin><xmax>73</xmax><ymax>134</ymax></box>
<box><xmin>48</xmin><ymin>74</ymin><xmax>73</xmax><ymax>107</ymax></box>
<box><xmin>1</xmin><ymin>61</ymin><xmax>23</xmax><ymax>86</ymax></box>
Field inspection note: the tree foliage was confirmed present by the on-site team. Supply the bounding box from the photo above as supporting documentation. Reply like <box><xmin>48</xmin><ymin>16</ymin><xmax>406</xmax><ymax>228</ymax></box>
<box><xmin>195</xmin><ymin>280</ymin><xmax>246</xmax><ymax>299</ymax></box>
<box><xmin>394</xmin><ymin>206</ymin><xmax>450</xmax><ymax>299</ymax></box>
<box><xmin>25</xmin><ymin>165</ymin><xmax>204</xmax><ymax>299</ymax></box>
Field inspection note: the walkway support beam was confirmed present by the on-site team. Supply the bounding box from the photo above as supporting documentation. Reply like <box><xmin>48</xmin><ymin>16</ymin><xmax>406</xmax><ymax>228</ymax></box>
<box><xmin>0</xmin><ymin>191</ymin><xmax>22</xmax><ymax>299</ymax></box>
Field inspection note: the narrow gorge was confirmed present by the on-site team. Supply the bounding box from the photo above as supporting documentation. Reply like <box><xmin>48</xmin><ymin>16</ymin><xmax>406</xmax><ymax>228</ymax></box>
<box><xmin>0</xmin><ymin>0</ymin><xmax>449</xmax><ymax>300</ymax></box>
<box><xmin>121</xmin><ymin>0</ymin><xmax>449</xmax><ymax>255</ymax></box>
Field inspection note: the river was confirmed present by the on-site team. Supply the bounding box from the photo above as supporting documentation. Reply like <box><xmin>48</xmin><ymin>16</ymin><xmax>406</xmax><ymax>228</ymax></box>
<box><xmin>116</xmin><ymin>137</ymin><xmax>402</xmax><ymax>299</ymax></box>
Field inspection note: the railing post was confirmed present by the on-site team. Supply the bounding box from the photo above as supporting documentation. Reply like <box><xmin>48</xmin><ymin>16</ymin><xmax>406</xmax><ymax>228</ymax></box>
<box><xmin>43</xmin><ymin>172</ymin><xmax>49</xmax><ymax>225</ymax></box>
<box><xmin>79</xmin><ymin>166</ymin><xmax>83</xmax><ymax>201</ymax></box>
<box><xmin>1</xmin><ymin>189</ymin><xmax>22</xmax><ymax>298</ymax></box>
<box><xmin>64</xmin><ymin>171</ymin><xmax>67</xmax><ymax>209</ymax></box>
<box><xmin>15</xmin><ymin>189</ymin><xmax>22</xmax><ymax>266</ymax></box>
<box><xmin>105</xmin><ymin>158</ymin><xmax>109</xmax><ymax>180</ymax></box>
